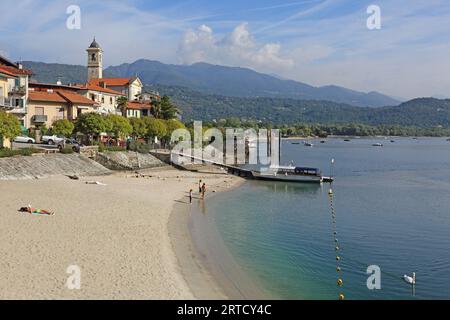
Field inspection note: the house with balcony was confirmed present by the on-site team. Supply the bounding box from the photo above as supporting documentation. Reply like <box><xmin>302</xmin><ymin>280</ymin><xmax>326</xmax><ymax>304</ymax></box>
<box><xmin>26</xmin><ymin>83</ymin><xmax>96</xmax><ymax>129</ymax></box>
<box><xmin>0</xmin><ymin>54</ymin><xmax>32</xmax><ymax>127</ymax></box>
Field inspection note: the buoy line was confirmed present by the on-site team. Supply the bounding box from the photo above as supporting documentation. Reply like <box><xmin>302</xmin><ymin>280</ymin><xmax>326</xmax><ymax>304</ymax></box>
<box><xmin>328</xmin><ymin>179</ymin><xmax>344</xmax><ymax>301</ymax></box>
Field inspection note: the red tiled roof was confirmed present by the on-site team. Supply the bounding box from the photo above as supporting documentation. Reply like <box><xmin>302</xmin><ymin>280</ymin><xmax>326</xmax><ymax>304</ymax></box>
<box><xmin>29</xmin><ymin>90</ymin><xmax>95</xmax><ymax>106</ymax></box>
<box><xmin>0</xmin><ymin>65</ymin><xmax>32</xmax><ymax>76</ymax></box>
<box><xmin>28</xmin><ymin>91</ymin><xmax>67</xmax><ymax>103</ymax></box>
<box><xmin>79</xmin><ymin>83</ymin><xmax>124</xmax><ymax>95</ymax></box>
<box><xmin>127</xmin><ymin>101</ymin><xmax>152</xmax><ymax>110</ymax></box>
<box><xmin>58</xmin><ymin>90</ymin><xmax>96</xmax><ymax>105</ymax></box>
<box><xmin>89</xmin><ymin>78</ymin><xmax>134</xmax><ymax>87</ymax></box>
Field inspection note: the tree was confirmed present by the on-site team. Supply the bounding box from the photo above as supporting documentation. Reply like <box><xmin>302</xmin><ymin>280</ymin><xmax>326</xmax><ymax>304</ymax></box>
<box><xmin>52</xmin><ymin>119</ymin><xmax>74</xmax><ymax>137</ymax></box>
<box><xmin>164</xmin><ymin>119</ymin><xmax>185</xmax><ymax>140</ymax></box>
<box><xmin>106</xmin><ymin>114</ymin><xmax>132</xmax><ymax>140</ymax></box>
<box><xmin>0</xmin><ymin>111</ymin><xmax>21</xmax><ymax>143</ymax></box>
<box><xmin>75</xmin><ymin>113</ymin><xmax>109</xmax><ymax>143</ymax></box>
<box><xmin>143</xmin><ymin>117</ymin><xmax>167</xmax><ymax>140</ymax></box>
<box><xmin>128</xmin><ymin>117</ymin><xmax>147</xmax><ymax>138</ymax></box>
<box><xmin>153</xmin><ymin>96</ymin><xmax>178</xmax><ymax>120</ymax></box>
<box><xmin>117</xmin><ymin>96</ymin><xmax>128</xmax><ymax>115</ymax></box>
<box><xmin>151</xmin><ymin>101</ymin><xmax>162</xmax><ymax>119</ymax></box>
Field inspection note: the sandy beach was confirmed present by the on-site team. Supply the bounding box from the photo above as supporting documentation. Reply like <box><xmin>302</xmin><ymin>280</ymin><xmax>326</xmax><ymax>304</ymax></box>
<box><xmin>0</xmin><ymin>167</ymin><xmax>242</xmax><ymax>300</ymax></box>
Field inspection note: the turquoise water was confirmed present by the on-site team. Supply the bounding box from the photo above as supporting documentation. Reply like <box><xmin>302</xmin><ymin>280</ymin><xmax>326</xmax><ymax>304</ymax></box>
<box><xmin>206</xmin><ymin>137</ymin><xmax>450</xmax><ymax>300</ymax></box>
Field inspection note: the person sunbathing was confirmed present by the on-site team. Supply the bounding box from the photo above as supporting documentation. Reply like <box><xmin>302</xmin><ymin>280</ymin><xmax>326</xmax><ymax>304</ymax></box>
<box><xmin>19</xmin><ymin>205</ymin><xmax>54</xmax><ymax>216</ymax></box>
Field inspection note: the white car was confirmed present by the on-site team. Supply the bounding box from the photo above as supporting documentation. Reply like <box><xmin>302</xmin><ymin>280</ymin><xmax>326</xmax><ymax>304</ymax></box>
<box><xmin>42</xmin><ymin>135</ymin><xmax>64</xmax><ymax>145</ymax></box>
<box><xmin>14</xmin><ymin>135</ymin><xmax>35</xmax><ymax>144</ymax></box>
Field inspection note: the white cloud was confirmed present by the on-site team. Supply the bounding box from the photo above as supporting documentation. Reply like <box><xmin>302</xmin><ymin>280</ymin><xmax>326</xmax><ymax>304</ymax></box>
<box><xmin>179</xmin><ymin>23</ymin><xmax>294</xmax><ymax>73</ymax></box>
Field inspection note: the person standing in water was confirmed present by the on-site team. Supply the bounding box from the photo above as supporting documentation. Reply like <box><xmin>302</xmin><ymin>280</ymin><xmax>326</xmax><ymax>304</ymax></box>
<box><xmin>189</xmin><ymin>189</ymin><xmax>193</xmax><ymax>204</ymax></box>
<box><xmin>198</xmin><ymin>180</ymin><xmax>203</xmax><ymax>194</ymax></box>
<box><xmin>201</xmin><ymin>183</ymin><xmax>207</xmax><ymax>199</ymax></box>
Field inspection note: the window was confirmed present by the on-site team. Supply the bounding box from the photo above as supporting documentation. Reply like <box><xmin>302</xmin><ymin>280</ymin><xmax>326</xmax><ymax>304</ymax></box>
<box><xmin>91</xmin><ymin>53</ymin><xmax>96</xmax><ymax>62</ymax></box>
<box><xmin>110</xmin><ymin>97</ymin><xmax>113</xmax><ymax>104</ymax></box>
<box><xmin>102</xmin><ymin>97</ymin><xmax>105</xmax><ymax>103</ymax></box>
<box><xmin>35</xmin><ymin>107</ymin><xmax>44</xmax><ymax>115</ymax></box>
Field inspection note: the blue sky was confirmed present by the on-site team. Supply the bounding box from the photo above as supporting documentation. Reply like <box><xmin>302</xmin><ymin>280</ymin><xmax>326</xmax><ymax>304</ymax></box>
<box><xmin>0</xmin><ymin>0</ymin><xmax>449</xmax><ymax>99</ymax></box>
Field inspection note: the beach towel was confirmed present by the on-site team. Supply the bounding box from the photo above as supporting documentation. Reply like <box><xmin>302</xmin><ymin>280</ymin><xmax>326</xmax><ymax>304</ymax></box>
<box><xmin>85</xmin><ymin>181</ymin><xmax>107</xmax><ymax>186</ymax></box>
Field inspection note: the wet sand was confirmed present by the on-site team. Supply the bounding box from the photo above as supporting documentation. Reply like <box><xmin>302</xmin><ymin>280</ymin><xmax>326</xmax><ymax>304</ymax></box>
<box><xmin>169</xmin><ymin>179</ymin><xmax>272</xmax><ymax>300</ymax></box>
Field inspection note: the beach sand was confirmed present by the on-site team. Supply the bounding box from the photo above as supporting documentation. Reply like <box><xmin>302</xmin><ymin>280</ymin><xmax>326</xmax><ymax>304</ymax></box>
<box><xmin>0</xmin><ymin>167</ymin><xmax>242</xmax><ymax>299</ymax></box>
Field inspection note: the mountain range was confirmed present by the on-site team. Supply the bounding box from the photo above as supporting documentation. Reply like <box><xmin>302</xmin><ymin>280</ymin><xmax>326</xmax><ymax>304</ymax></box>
<box><xmin>23</xmin><ymin>60</ymin><xmax>399</xmax><ymax>108</ymax></box>
<box><xmin>146</xmin><ymin>84</ymin><xmax>450</xmax><ymax>127</ymax></box>
<box><xmin>21</xmin><ymin>60</ymin><xmax>450</xmax><ymax>129</ymax></box>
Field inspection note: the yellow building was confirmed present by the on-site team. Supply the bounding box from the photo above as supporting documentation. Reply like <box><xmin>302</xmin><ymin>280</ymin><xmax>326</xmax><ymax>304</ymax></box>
<box><xmin>0</xmin><ymin>55</ymin><xmax>31</xmax><ymax>127</ymax></box>
<box><xmin>27</xmin><ymin>84</ymin><xmax>96</xmax><ymax>129</ymax></box>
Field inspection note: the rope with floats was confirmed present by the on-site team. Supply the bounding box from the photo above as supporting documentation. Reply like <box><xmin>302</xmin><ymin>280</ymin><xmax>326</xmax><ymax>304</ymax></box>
<box><xmin>328</xmin><ymin>159</ymin><xmax>344</xmax><ymax>300</ymax></box>
<box><xmin>327</xmin><ymin>158</ymin><xmax>416</xmax><ymax>298</ymax></box>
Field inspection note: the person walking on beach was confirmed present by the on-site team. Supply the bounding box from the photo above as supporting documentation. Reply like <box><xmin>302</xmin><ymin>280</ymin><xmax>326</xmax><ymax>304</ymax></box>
<box><xmin>198</xmin><ymin>180</ymin><xmax>203</xmax><ymax>194</ymax></box>
<box><xmin>189</xmin><ymin>189</ymin><xmax>193</xmax><ymax>204</ymax></box>
<box><xmin>201</xmin><ymin>183</ymin><xmax>207</xmax><ymax>199</ymax></box>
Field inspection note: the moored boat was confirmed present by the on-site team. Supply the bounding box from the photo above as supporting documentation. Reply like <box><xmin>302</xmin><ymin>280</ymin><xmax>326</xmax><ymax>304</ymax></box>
<box><xmin>252</xmin><ymin>166</ymin><xmax>325</xmax><ymax>183</ymax></box>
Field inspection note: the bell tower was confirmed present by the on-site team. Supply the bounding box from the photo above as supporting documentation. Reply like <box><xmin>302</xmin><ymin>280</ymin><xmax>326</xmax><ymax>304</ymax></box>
<box><xmin>86</xmin><ymin>37</ymin><xmax>103</xmax><ymax>81</ymax></box>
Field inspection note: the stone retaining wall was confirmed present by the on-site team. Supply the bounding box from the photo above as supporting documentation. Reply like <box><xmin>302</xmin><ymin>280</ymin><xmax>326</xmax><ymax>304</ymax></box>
<box><xmin>95</xmin><ymin>151</ymin><xmax>166</xmax><ymax>171</ymax></box>
<box><xmin>0</xmin><ymin>153</ymin><xmax>111</xmax><ymax>180</ymax></box>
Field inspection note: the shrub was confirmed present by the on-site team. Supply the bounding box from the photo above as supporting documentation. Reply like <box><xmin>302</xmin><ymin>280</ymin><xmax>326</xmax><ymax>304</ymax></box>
<box><xmin>59</xmin><ymin>147</ymin><xmax>74</xmax><ymax>154</ymax></box>
<box><xmin>128</xmin><ymin>140</ymin><xmax>151</xmax><ymax>154</ymax></box>
<box><xmin>0</xmin><ymin>147</ymin><xmax>41</xmax><ymax>158</ymax></box>
<box><xmin>98</xmin><ymin>145</ymin><xmax>126</xmax><ymax>153</ymax></box>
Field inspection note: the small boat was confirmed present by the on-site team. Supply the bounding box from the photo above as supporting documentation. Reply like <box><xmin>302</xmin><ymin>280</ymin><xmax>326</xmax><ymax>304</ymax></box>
<box><xmin>344</xmin><ymin>139</ymin><xmax>351</xmax><ymax>142</ymax></box>
<box><xmin>320</xmin><ymin>140</ymin><xmax>326</xmax><ymax>144</ymax></box>
<box><xmin>446</xmin><ymin>138</ymin><xmax>450</xmax><ymax>141</ymax></box>
<box><xmin>252</xmin><ymin>166</ymin><xmax>329</xmax><ymax>183</ymax></box>
<box><xmin>390</xmin><ymin>140</ymin><xmax>395</xmax><ymax>143</ymax></box>
<box><xmin>372</xmin><ymin>143</ymin><xmax>383</xmax><ymax>147</ymax></box>
<box><xmin>291</xmin><ymin>142</ymin><xmax>301</xmax><ymax>145</ymax></box>
<box><xmin>304</xmin><ymin>142</ymin><xmax>314</xmax><ymax>147</ymax></box>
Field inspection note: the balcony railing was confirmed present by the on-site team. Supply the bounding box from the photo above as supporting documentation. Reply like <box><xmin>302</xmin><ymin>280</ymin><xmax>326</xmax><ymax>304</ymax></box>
<box><xmin>8</xmin><ymin>86</ymin><xmax>27</xmax><ymax>97</ymax></box>
<box><xmin>32</xmin><ymin>115</ymin><xmax>48</xmax><ymax>123</ymax></box>
<box><xmin>0</xmin><ymin>96</ymin><xmax>13</xmax><ymax>108</ymax></box>
<box><xmin>10</xmin><ymin>107</ymin><xmax>27</xmax><ymax>114</ymax></box>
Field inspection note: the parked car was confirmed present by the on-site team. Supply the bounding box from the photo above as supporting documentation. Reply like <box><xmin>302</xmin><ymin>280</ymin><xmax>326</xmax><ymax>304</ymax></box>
<box><xmin>57</xmin><ymin>139</ymin><xmax>82</xmax><ymax>152</ymax></box>
<box><xmin>14</xmin><ymin>135</ymin><xmax>35</xmax><ymax>144</ymax></box>
<box><xmin>42</xmin><ymin>135</ymin><xmax>64</xmax><ymax>145</ymax></box>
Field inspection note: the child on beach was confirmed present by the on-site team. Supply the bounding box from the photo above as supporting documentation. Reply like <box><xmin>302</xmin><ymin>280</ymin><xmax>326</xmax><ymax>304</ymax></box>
<box><xmin>201</xmin><ymin>183</ymin><xmax>207</xmax><ymax>199</ymax></box>
<box><xmin>189</xmin><ymin>189</ymin><xmax>193</xmax><ymax>204</ymax></box>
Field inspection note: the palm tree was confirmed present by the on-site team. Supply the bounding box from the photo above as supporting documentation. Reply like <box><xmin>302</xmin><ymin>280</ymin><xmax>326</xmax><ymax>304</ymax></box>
<box><xmin>151</xmin><ymin>100</ymin><xmax>162</xmax><ymax>119</ymax></box>
<box><xmin>117</xmin><ymin>96</ymin><xmax>128</xmax><ymax>116</ymax></box>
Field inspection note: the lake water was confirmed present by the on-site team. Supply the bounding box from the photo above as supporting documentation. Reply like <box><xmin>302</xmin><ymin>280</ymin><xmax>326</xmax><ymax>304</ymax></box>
<box><xmin>205</xmin><ymin>137</ymin><xmax>450</xmax><ymax>299</ymax></box>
